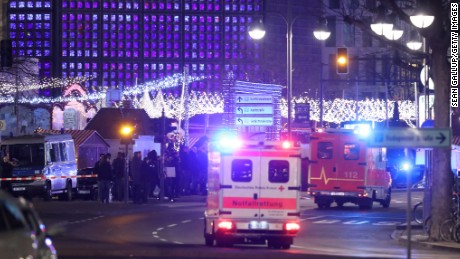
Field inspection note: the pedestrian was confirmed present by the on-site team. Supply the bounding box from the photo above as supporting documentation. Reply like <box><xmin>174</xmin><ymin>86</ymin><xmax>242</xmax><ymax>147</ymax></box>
<box><xmin>141</xmin><ymin>157</ymin><xmax>155</xmax><ymax>203</ymax></box>
<box><xmin>179</xmin><ymin>146</ymin><xmax>192</xmax><ymax>195</ymax></box>
<box><xmin>112</xmin><ymin>152</ymin><xmax>125</xmax><ymax>201</ymax></box>
<box><xmin>189</xmin><ymin>146</ymin><xmax>199</xmax><ymax>195</ymax></box>
<box><xmin>94</xmin><ymin>154</ymin><xmax>112</xmax><ymax>204</ymax></box>
<box><xmin>196</xmin><ymin>144</ymin><xmax>208</xmax><ymax>195</ymax></box>
<box><xmin>164</xmin><ymin>142</ymin><xmax>179</xmax><ymax>202</ymax></box>
<box><xmin>130</xmin><ymin>151</ymin><xmax>143</xmax><ymax>204</ymax></box>
<box><xmin>147</xmin><ymin>150</ymin><xmax>160</xmax><ymax>198</ymax></box>
<box><xmin>20</xmin><ymin>118</ymin><xmax>28</xmax><ymax>134</ymax></box>
<box><xmin>0</xmin><ymin>155</ymin><xmax>14</xmax><ymax>193</ymax></box>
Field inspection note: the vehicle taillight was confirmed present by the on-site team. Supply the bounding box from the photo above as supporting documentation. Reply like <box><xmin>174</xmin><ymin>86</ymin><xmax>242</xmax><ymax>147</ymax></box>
<box><xmin>217</xmin><ymin>221</ymin><xmax>233</xmax><ymax>230</ymax></box>
<box><xmin>282</xmin><ymin>140</ymin><xmax>292</xmax><ymax>149</ymax></box>
<box><xmin>284</xmin><ymin>222</ymin><xmax>300</xmax><ymax>232</ymax></box>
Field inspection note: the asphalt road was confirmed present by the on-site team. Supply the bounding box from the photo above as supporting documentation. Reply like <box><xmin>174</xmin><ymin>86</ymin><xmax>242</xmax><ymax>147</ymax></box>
<box><xmin>31</xmin><ymin>190</ymin><xmax>460</xmax><ymax>259</ymax></box>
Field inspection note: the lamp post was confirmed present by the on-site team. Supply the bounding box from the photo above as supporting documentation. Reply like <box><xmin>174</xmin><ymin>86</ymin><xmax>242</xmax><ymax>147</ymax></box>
<box><xmin>248</xmin><ymin>1</ymin><xmax>302</xmax><ymax>141</ymax></box>
<box><xmin>249</xmin><ymin>6</ymin><xmax>332</xmax><ymax>136</ymax></box>
<box><xmin>313</xmin><ymin>18</ymin><xmax>331</xmax><ymax>127</ymax></box>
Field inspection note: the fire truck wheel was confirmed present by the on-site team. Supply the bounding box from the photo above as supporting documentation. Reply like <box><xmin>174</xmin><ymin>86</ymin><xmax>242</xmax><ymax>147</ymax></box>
<box><xmin>336</xmin><ymin>201</ymin><xmax>344</xmax><ymax>207</ymax></box>
<box><xmin>381</xmin><ymin>188</ymin><xmax>391</xmax><ymax>208</ymax></box>
<box><xmin>358</xmin><ymin>198</ymin><xmax>373</xmax><ymax>209</ymax></box>
<box><xmin>317</xmin><ymin>202</ymin><xmax>331</xmax><ymax>209</ymax></box>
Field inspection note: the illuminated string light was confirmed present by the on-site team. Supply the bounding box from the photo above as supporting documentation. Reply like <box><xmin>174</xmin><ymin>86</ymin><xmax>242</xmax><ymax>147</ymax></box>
<box><xmin>1</xmin><ymin>72</ymin><xmax>416</xmax><ymax>126</ymax></box>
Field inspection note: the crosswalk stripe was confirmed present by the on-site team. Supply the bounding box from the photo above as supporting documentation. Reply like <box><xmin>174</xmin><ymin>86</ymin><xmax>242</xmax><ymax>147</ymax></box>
<box><xmin>343</xmin><ymin>220</ymin><xmax>369</xmax><ymax>224</ymax></box>
<box><xmin>313</xmin><ymin>219</ymin><xmax>341</xmax><ymax>224</ymax></box>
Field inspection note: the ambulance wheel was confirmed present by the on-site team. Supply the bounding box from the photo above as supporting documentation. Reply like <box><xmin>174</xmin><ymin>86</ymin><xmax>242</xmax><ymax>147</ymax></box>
<box><xmin>205</xmin><ymin>236</ymin><xmax>214</xmax><ymax>246</ymax></box>
<box><xmin>268</xmin><ymin>238</ymin><xmax>291</xmax><ymax>249</ymax></box>
<box><xmin>216</xmin><ymin>237</ymin><xmax>232</xmax><ymax>247</ymax></box>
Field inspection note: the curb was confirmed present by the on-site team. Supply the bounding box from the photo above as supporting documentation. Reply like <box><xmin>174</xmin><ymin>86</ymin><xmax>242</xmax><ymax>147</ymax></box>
<box><xmin>392</xmin><ymin>229</ymin><xmax>460</xmax><ymax>253</ymax></box>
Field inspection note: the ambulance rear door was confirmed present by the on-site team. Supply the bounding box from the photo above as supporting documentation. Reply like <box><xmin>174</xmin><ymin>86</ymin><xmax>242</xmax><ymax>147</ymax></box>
<box><xmin>220</xmin><ymin>150</ymin><xmax>262</xmax><ymax>219</ymax></box>
<box><xmin>258</xmin><ymin>149</ymin><xmax>300</xmax><ymax>220</ymax></box>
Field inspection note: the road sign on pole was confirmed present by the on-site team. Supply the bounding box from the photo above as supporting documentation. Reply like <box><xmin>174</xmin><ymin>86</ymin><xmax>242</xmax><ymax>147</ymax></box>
<box><xmin>367</xmin><ymin>128</ymin><xmax>451</xmax><ymax>148</ymax></box>
<box><xmin>235</xmin><ymin>117</ymin><xmax>274</xmax><ymax>126</ymax></box>
<box><xmin>235</xmin><ymin>94</ymin><xmax>273</xmax><ymax>104</ymax></box>
<box><xmin>235</xmin><ymin>106</ymin><xmax>273</xmax><ymax>115</ymax></box>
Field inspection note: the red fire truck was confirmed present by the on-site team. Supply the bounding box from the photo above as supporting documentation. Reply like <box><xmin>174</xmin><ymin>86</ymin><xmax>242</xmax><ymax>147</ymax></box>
<box><xmin>307</xmin><ymin>128</ymin><xmax>392</xmax><ymax>209</ymax></box>
<box><xmin>204</xmin><ymin>134</ymin><xmax>302</xmax><ymax>249</ymax></box>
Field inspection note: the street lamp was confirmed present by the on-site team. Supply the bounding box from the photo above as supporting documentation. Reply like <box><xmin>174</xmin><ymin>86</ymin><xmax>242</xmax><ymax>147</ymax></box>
<box><xmin>370</xmin><ymin>5</ymin><xmax>393</xmax><ymax>36</ymax></box>
<box><xmin>119</xmin><ymin>123</ymin><xmax>134</xmax><ymax>204</ymax></box>
<box><xmin>248</xmin><ymin>1</ymin><xmax>302</xmax><ymax>141</ymax></box>
<box><xmin>313</xmin><ymin>18</ymin><xmax>331</xmax><ymax>127</ymax></box>
<box><xmin>410</xmin><ymin>2</ymin><xmax>434</xmax><ymax>29</ymax></box>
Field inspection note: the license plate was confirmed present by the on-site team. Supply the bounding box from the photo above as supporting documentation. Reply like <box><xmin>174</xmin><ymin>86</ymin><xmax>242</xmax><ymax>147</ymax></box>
<box><xmin>79</xmin><ymin>190</ymin><xmax>90</xmax><ymax>194</ymax></box>
<box><xmin>13</xmin><ymin>187</ymin><xmax>26</xmax><ymax>191</ymax></box>
<box><xmin>331</xmin><ymin>192</ymin><xmax>345</xmax><ymax>196</ymax></box>
<box><xmin>248</xmin><ymin>221</ymin><xmax>268</xmax><ymax>229</ymax></box>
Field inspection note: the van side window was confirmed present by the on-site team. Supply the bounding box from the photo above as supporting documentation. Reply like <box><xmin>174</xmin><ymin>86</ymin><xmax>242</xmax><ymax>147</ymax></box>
<box><xmin>344</xmin><ymin>143</ymin><xmax>360</xmax><ymax>160</ymax></box>
<box><xmin>50</xmin><ymin>143</ymin><xmax>61</xmax><ymax>162</ymax></box>
<box><xmin>317</xmin><ymin>142</ymin><xmax>333</xmax><ymax>159</ymax></box>
<box><xmin>268</xmin><ymin>160</ymin><xmax>289</xmax><ymax>183</ymax></box>
<box><xmin>231</xmin><ymin>159</ymin><xmax>252</xmax><ymax>182</ymax></box>
<box><xmin>59</xmin><ymin>142</ymin><xmax>68</xmax><ymax>162</ymax></box>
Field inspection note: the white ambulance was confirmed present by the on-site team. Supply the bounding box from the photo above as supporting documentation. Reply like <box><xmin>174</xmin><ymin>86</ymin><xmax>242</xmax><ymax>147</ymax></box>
<box><xmin>204</xmin><ymin>134</ymin><xmax>302</xmax><ymax>249</ymax></box>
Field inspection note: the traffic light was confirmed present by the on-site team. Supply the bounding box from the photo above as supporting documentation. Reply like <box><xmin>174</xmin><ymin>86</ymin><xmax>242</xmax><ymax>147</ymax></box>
<box><xmin>1</xmin><ymin>39</ymin><xmax>13</xmax><ymax>67</ymax></box>
<box><xmin>119</xmin><ymin>123</ymin><xmax>135</xmax><ymax>144</ymax></box>
<box><xmin>336</xmin><ymin>47</ymin><xmax>348</xmax><ymax>74</ymax></box>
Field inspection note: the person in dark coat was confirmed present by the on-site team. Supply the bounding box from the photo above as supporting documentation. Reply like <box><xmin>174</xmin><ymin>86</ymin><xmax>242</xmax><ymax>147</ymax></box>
<box><xmin>94</xmin><ymin>154</ymin><xmax>112</xmax><ymax>204</ymax></box>
<box><xmin>0</xmin><ymin>155</ymin><xmax>14</xmax><ymax>193</ymax></box>
<box><xmin>112</xmin><ymin>152</ymin><xmax>125</xmax><ymax>201</ymax></box>
<box><xmin>141</xmin><ymin>157</ymin><xmax>156</xmax><ymax>203</ymax></box>
<box><xmin>130</xmin><ymin>151</ymin><xmax>143</xmax><ymax>204</ymax></box>
<box><xmin>147</xmin><ymin>150</ymin><xmax>160</xmax><ymax>198</ymax></box>
<box><xmin>179</xmin><ymin>146</ymin><xmax>192</xmax><ymax>195</ymax></box>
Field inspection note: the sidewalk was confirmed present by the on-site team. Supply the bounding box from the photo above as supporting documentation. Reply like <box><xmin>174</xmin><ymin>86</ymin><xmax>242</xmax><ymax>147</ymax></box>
<box><xmin>393</xmin><ymin>223</ymin><xmax>460</xmax><ymax>252</ymax></box>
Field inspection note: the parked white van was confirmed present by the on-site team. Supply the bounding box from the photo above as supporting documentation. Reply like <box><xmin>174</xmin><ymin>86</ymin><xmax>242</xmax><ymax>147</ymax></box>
<box><xmin>0</xmin><ymin>133</ymin><xmax>77</xmax><ymax>201</ymax></box>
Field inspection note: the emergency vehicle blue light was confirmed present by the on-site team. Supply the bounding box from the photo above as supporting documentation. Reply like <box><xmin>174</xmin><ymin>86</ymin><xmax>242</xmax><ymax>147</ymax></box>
<box><xmin>401</xmin><ymin>161</ymin><xmax>412</xmax><ymax>171</ymax></box>
<box><xmin>353</xmin><ymin>124</ymin><xmax>371</xmax><ymax>138</ymax></box>
<box><xmin>214</xmin><ymin>132</ymin><xmax>242</xmax><ymax>150</ymax></box>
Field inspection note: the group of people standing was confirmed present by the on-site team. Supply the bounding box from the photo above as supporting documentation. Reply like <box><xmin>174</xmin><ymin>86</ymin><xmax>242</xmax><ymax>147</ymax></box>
<box><xmin>93</xmin><ymin>141</ymin><xmax>208</xmax><ymax>204</ymax></box>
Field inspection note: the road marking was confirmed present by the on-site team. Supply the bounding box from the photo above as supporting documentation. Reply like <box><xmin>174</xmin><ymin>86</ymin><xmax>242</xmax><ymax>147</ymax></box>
<box><xmin>313</xmin><ymin>219</ymin><xmax>341</xmax><ymax>224</ymax></box>
<box><xmin>172</xmin><ymin>241</ymin><xmax>183</xmax><ymax>244</ymax></box>
<box><xmin>181</xmin><ymin>220</ymin><xmax>191</xmax><ymax>224</ymax></box>
<box><xmin>152</xmin><ymin>231</ymin><xmax>157</xmax><ymax>235</ymax></box>
<box><xmin>305</xmin><ymin>216</ymin><xmax>325</xmax><ymax>220</ymax></box>
<box><xmin>372</xmin><ymin>221</ymin><xmax>400</xmax><ymax>226</ymax></box>
<box><xmin>156</xmin><ymin>227</ymin><xmax>164</xmax><ymax>231</ymax></box>
<box><xmin>343</xmin><ymin>220</ymin><xmax>369</xmax><ymax>225</ymax></box>
<box><xmin>167</xmin><ymin>224</ymin><xmax>177</xmax><ymax>228</ymax></box>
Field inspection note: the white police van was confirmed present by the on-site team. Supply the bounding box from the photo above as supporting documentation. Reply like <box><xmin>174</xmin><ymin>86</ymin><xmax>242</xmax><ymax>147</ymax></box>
<box><xmin>1</xmin><ymin>133</ymin><xmax>77</xmax><ymax>201</ymax></box>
